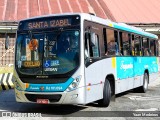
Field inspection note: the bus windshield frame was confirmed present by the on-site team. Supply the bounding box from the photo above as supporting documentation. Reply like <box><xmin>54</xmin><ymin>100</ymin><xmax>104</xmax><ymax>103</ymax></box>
<box><xmin>15</xmin><ymin>15</ymin><xmax>81</xmax><ymax>77</ymax></box>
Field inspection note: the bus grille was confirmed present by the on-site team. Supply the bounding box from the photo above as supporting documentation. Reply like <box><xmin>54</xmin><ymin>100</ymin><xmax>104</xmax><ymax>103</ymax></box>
<box><xmin>21</xmin><ymin>78</ymin><xmax>68</xmax><ymax>84</ymax></box>
<box><xmin>25</xmin><ymin>94</ymin><xmax>62</xmax><ymax>102</ymax></box>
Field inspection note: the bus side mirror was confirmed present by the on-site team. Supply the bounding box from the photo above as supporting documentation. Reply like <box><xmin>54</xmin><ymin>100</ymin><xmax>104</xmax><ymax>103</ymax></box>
<box><xmin>5</xmin><ymin>35</ymin><xmax>10</xmax><ymax>50</ymax></box>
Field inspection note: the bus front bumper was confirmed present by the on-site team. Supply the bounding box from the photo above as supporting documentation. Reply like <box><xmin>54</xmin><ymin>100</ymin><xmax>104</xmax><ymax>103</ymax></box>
<box><xmin>15</xmin><ymin>87</ymin><xmax>86</xmax><ymax>105</ymax></box>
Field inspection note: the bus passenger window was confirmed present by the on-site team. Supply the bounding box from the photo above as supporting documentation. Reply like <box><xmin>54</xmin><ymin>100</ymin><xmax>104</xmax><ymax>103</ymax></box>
<box><xmin>132</xmin><ymin>35</ymin><xmax>141</xmax><ymax>56</ymax></box>
<box><xmin>143</xmin><ymin>38</ymin><xmax>150</xmax><ymax>56</ymax></box>
<box><xmin>84</xmin><ymin>32</ymin><xmax>90</xmax><ymax>58</ymax></box>
<box><xmin>104</xmin><ymin>29</ymin><xmax>118</xmax><ymax>56</ymax></box>
<box><xmin>155</xmin><ymin>40</ymin><xmax>159</xmax><ymax>56</ymax></box>
<box><xmin>92</xmin><ymin>34</ymin><xmax>100</xmax><ymax>57</ymax></box>
<box><xmin>150</xmin><ymin>40</ymin><xmax>155</xmax><ymax>56</ymax></box>
<box><xmin>85</xmin><ymin>32</ymin><xmax>100</xmax><ymax>58</ymax></box>
<box><xmin>120</xmin><ymin>32</ymin><xmax>130</xmax><ymax>56</ymax></box>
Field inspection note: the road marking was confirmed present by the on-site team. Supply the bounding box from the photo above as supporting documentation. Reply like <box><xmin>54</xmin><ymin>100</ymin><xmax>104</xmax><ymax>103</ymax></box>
<box><xmin>128</xmin><ymin>96</ymin><xmax>160</xmax><ymax>101</ymax></box>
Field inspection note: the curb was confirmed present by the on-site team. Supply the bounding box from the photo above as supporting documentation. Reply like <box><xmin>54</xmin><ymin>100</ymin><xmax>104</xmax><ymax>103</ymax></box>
<box><xmin>0</xmin><ymin>73</ymin><xmax>14</xmax><ymax>90</ymax></box>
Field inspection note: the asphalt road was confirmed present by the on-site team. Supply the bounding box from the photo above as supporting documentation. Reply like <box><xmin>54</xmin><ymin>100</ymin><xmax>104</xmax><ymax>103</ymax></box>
<box><xmin>0</xmin><ymin>76</ymin><xmax>160</xmax><ymax>120</ymax></box>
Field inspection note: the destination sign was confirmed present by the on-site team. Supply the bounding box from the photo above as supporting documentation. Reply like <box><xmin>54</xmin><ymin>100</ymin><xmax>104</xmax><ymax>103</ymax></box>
<box><xmin>24</xmin><ymin>61</ymin><xmax>40</xmax><ymax>67</ymax></box>
<box><xmin>28</xmin><ymin>19</ymin><xmax>71</xmax><ymax>29</ymax></box>
<box><xmin>18</xmin><ymin>15</ymin><xmax>80</xmax><ymax>30</ymax></box>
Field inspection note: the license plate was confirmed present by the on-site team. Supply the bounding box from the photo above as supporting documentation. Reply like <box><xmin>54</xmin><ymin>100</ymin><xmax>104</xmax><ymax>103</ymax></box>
<box><xmin>37</xmin><ymin>99</ymin><xmax>49</xmax><ymax>104</ymax></box>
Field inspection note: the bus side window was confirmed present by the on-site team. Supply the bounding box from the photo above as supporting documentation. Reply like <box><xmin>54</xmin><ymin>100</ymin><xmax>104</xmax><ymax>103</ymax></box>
<box><xmin>92</xmin><ymin>34</ymin><xmax>100</xmax><ymax>57</ymax></box>
<box><xmin>120</xmin><ymin>32</ymin><xmax>130</xmax><ymax>56</ymax></box>
<box><xmin>84</xmin><ymin>32</ymin><xmax>90</xmax><ymax>59</ymax></box>
<box><xmin>150</xmin><ymin>39</ymin><xmax>155</xmax><ymax>56</ymax></box>
<box><xmin>85</xmin><ymin>32</ymin><xmax>100</xmax><ymax>58</ymax></box>
<box><xmin>132</xmin><ymin>35</ymin><xmax>141</xmax><ymax>56</ymax></box>
<box><xmin>143</xmin><ymin>38</ymin><xmax>150</xmax><ymax>56</ymax></box>
<box><xmin>104</xmin><ymin>28</ymin><xmax>119</xmax><ymax>56</ymax></box>
<box><xmin>155</xmin><ymin>40</ymin><xmax>159</xmax><ymax>56</ymax></box>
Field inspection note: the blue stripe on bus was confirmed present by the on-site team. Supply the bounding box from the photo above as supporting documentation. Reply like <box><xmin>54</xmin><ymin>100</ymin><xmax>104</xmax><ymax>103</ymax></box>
<box><xmin>25</xmin><ymin>77</ymin><xmax>74</xmax><ymax>92</ymax></box>
<box><xmin>116</xmin><ymin>57</ymin><xmax>158</xmax><ymax>79</ymax></box>
<box><xmin>113</xmin><ymin>23</ymin><xmax>157</xmax><ymax>39</ymax></box>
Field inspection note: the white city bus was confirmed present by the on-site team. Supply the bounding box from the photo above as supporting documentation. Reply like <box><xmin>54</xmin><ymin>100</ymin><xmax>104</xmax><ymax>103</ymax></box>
<box><xmin>13</xmin><ymin>13</ymin><xmax>159</xmax><ymax>107</ymax></box>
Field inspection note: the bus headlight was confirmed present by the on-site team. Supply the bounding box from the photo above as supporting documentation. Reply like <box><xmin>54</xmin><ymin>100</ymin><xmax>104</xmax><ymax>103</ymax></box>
<box><xmin>66</xmin><ymin>76</ymin><xmax>81</xmax><ymax>91</ymax></box>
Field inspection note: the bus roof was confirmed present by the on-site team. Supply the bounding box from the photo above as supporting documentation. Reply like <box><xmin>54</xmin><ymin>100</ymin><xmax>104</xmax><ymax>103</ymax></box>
<box><xmin>19</xmin><ymin>13</ymin><xmax>158</xmax><ymax>40</ymax></box>
<box><xmin>87</xmin><ymin>13</ymin><xmax>158</xmax><ymax>40</ymax></box>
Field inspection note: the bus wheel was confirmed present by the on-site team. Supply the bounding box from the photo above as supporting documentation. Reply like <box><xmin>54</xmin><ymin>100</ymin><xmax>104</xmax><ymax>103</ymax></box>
<box><xmin>139</xmin><ymin>73</ymin><xmax>148</xmax><ymax>93</ymax></box>
<box><xmin>98</xmin><ymin>79</ymin><xmax>111</xmax><ymax>107</ymax></box>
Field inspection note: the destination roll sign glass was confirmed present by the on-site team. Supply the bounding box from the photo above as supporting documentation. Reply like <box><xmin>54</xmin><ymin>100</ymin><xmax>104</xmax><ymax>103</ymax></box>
<box><xmin>18</xmin><ymin>15</ymin><xmax>80</xmax><ymax>30</ymax></box>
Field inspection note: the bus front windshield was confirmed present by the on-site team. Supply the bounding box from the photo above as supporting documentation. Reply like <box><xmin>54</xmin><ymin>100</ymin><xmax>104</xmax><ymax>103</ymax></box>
<box><xmin>16</xmin><ymin>30</ymin><xmax>80</xmax><ymax>75</ymax></box>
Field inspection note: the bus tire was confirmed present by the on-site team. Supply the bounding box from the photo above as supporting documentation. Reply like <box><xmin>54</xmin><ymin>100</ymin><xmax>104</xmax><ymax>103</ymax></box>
<box><xmin>98</xmin><ymin>79</ymin><xmax>111</xmax><ymax>107</ymax></box>
<box><xmin>139</xmin><ymin>73</ymin><xmax>148</xmax><ymax>93</ymax></box>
